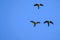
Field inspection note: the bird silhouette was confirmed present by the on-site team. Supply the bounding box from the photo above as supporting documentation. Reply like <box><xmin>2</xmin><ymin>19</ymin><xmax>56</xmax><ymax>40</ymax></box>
<box><xmin>44</xmin><ymin>20</ymin><xmax>53</xmax><ymax>27</ymax></box>
<box><xmin>34</xmin><ymin>3</ymin><xmax>43</xmax><ymax>9</ymax></box>
<box><xmin>30</xmin><ymin>21</ymin><xmax>40</xmax><ymax>27</ymax></box>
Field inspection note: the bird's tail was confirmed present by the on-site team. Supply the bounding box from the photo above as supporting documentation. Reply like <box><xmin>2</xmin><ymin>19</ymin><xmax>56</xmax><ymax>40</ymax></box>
<box><xmin>48</xmin><ymin>23</ymin><xmax>49</xmax><ymax>27</ymax></box>
<box><xmin>34</xmin><ymin>24</ymin><xmax>36</xmax><ymax>27</ymax></box>
<box><xmin>38</xmin><ymin>6</ymin><xmax>39</xmax><ymax>9</ymax></box>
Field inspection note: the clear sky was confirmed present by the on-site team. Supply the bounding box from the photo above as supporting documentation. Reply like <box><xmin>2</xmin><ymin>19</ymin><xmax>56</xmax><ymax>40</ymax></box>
<box><xmin>0</xmin><ymin>0</ymin><xmax>60</xmax><ymax>40</ymax></box>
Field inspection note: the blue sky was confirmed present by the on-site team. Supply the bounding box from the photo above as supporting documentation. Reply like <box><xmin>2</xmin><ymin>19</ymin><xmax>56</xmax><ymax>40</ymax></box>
<box><xmin>0</xmin><ymin>0</ymin><xmax>60</xmax><ymax>40</ymax></box>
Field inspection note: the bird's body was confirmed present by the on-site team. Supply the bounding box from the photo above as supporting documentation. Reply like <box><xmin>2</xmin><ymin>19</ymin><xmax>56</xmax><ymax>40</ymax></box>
<box><xmin>34</xmin><ymin>3</ymin><xmax>43</xmax><ymax>9</ymax></box>
<box><xmin>44</xmin><ymin>20</ymin><xmax>53</xmax><ymax>27</ymax></box>
<box><xmin>30</xmin><ymin>21</ymin><xmax>40</xmax><ymax>27</ymax></box>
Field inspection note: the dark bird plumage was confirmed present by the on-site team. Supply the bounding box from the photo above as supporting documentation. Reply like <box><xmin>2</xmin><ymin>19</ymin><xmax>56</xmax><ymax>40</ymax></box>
<box><xmin>30</xmin><ymin>21</ymin><xmax>40</xmax><ymax>27</ymax></box>
<box><xmin>34</xmin><ymin>3</ymin><xmax>44</xmax><ymax>9</ymax></box>
<box><xmin>44</xmin><ymin>20</ymin><xmax>53</xmax><ymax>27</ymax></box>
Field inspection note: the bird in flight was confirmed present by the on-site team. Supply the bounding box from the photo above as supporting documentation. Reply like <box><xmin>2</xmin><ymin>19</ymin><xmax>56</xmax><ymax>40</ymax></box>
<box><xmin>34</xmin><ymin>3</ymin><xmax>44</xmax><ymax>9</ymax></box>
<box><xmin>30</xmin><ymin>21</ymin><xmax>40</xmax><ymax>27</ymax></box>
<box><xmin>44</xmin><ymin>20</ymin><xmax>53</xmax><ymax>27</ymax></box>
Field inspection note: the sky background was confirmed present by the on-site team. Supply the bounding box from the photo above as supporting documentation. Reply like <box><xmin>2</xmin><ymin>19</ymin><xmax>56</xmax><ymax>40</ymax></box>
<box><xmin>0</xmin><ymin>0</ymin><xmax>60</xmax><ymax>40</ymax></box>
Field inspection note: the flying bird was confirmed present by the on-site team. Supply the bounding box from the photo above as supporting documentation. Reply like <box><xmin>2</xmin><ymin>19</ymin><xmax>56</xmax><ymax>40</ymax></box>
<box><xmin>30</xmin><ymin>21</ymin><xmax>40</xmax><ymax>27</ymax></box>
<box><xmin>44</xmin><ymin>20</ymin><xmax>53</xmax><ymax>27</ymax></box>
<box><xmin>34</xmin><ymin>3</ymin><xmax>44</xmax><ymax>9</ymax></box>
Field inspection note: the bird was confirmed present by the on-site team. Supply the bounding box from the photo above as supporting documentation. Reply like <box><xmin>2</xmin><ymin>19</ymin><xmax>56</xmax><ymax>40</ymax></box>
<box><xmin>34</xmin><ymin>3</ymin><xmax>44</xmax><ymax>9</ymax></box>
<box><xmin>44</xmin><ymin>20</ymin><xmax>53</xmax><ymax>27</ymax></box>
<box><xmin>30</xmin><ymin>21</ymin><xmax>40</xmax><ymax>27</ymax></box>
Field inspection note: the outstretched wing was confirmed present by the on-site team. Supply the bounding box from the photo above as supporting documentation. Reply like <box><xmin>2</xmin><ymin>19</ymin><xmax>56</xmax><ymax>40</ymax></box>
<box><xmin>44</xmin><ymin>21</ymin><xmax>50</xmax><ymax>27</ymax></box>
<box><xmin>40</xmin><ymin>4</ymin><xmax>44</xmax><ymax>6</ymax></box>
<box><xmin>30</xmin><ymin>21</ymin><xmax>35</xmax><ymax>23</ymax></box>
<box><xmin>37</xmin><ymin>22</ymin><xmax>40</xmax><ymax>24</ymax></box>
<box><xmin>44</xmin><ymin>21</ymin><xmax>48</xmax><ymax>24</ymax></box>
<box><xmin>34</xmin><ymin>4</ymin><xmax>38</xmax><ymax>6</ymax></box>
<box><xmin>50</xmin><ymin>21</ymin><xmax>53</xmax><ymax>24</ymax></box>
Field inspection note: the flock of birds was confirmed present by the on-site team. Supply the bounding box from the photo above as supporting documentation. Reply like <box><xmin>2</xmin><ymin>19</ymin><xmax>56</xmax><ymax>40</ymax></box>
<box><xmin>30</xmin><ymin>3</ymin><xmax>54</xmax><ymax>27</ymax></box>
<box><xmin>30</xmin><ymin>20</ymin><xmax>53</xmax><ymax>27</ymax></box>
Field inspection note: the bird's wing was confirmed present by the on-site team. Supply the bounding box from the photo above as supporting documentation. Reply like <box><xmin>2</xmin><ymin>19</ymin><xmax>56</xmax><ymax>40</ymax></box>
<box><xmin>37</xmin><ymin>22</ymin><xmax>40</xmax><ymax>24</ymax></box>
<box><xmin>30</xmin><ymin>21</ymin><xmax>35</xmax><ymax>23</ymax></box>
<box><xmin>50</xmin><ymin>21</ymin><xmax>53</xmax><ymax>24</ymax></box>
<box><xmin>40</xmin><ymin>4</ymin><xmax>44</xmax><ymax>6</ymax></box>
<box><xmin>34</xmin><ymin>4</ymin><xmax>38</xmax><ymax>6</ymax></box>
<box><xmin>44</xmin><ymin>21</ymin><xmax>48</xmax><ymax>24</ymax></box>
